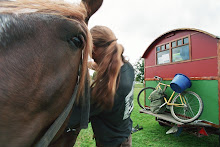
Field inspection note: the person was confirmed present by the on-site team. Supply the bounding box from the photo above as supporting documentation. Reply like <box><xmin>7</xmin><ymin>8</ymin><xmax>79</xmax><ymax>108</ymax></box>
<box><xmin>89</xmin><ymin>25</ymin><xmax>135</xmax><ymax>147</ymax></box>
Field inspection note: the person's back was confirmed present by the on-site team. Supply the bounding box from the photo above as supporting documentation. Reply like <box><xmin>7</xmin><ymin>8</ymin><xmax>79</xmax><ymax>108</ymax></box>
<box><xmin>89</xmin><ymin>25</ymin><xmax>135</xmax><ymax>147</ymax></box>
<box><xmin>91</xmin><ymin>62</ymin><xmax>134</xmax><ymax>146</ymax></box>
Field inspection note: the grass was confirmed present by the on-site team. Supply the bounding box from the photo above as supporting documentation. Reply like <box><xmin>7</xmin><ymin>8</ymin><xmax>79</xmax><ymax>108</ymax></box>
<box><xmin>75</xmin><ymin>85</ymin><xmax>219</xmax><ymax>147</ymax></box>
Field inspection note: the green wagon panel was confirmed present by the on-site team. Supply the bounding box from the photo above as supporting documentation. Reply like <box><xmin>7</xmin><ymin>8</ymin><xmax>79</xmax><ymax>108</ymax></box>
<box><xmin>145</xmin><ymin>80</ymin><xmax>219</xmax><ymax>125</ymax></box>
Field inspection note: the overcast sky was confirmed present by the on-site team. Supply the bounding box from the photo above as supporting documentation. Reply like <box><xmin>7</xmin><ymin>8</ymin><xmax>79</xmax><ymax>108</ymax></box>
<box><xmin>68</xmin><ymin>0</ymin><xmax>220</xmax><ymax>65</ymax></box>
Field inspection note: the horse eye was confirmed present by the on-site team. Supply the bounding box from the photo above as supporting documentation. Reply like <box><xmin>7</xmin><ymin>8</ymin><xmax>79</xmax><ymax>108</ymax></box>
<box><xmin>68</xmin><ymin>36</ymin><xmax>84</xmax><ymax>49</ymax></box>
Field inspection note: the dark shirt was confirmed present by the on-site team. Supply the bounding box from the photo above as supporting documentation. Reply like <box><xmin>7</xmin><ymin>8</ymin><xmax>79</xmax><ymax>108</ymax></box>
<box><xmin>90</xmin><ymin>62</ymin><xmax>135</xmax><ymax>146</ymax></box>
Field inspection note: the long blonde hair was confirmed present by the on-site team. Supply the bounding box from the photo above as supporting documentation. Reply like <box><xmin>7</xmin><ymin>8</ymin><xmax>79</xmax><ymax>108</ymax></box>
<box><xmin>90</xmin><ymin>25</ymin><xmax>125</xmax><ymax>110</ymax></box>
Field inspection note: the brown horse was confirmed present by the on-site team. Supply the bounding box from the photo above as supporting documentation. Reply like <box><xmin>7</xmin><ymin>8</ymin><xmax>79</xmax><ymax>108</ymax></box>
<box><xmin>0</xmin><ymin>0</ymin><xmax>102</xmax><ymax>146</ymax></box>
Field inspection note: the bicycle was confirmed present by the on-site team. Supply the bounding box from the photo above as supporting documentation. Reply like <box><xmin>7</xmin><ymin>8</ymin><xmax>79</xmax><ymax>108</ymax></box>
<box><xmin>137</xmin><ymin>75</ymin><xmax>203</xmax><ymax>123</ymax></box>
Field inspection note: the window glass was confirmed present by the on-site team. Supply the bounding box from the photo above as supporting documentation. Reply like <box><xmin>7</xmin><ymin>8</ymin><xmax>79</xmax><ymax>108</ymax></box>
<box><xmin>157</xmin><ymin>50</ymin><xmax>170</xmax><ymax>64</ymax></box>
<box><xmin>156</xmin><ymin>46</ymin><xmax>160</xmax><ymax>52</ymax></box>
<box><xmin>183</xmin><ymin>37</ymin><xmax>189</xmax><ymax>44</ymax></box>
<box><xmin>177</xmin><ymin>39</ymin><xmax>182</xmax><ymax>46</ymax></box>
<box><xmin>171</xmin><ymin>41</ymin><xmax>176</xmax><ymax>47</ymax></box>
<box><xmin>161</xmin><ymin>45</ymin><xmax>165</xmax><ymax>50</ymax></box>
<box><xmin>166</xmin><ymin>43</ymin><xmax>169</xmax><ymax>49</ymax></box>
<box><xmin>172</xmin><ymin>45</ymin><xmax>189</xmax><ymax>62</ymax></box>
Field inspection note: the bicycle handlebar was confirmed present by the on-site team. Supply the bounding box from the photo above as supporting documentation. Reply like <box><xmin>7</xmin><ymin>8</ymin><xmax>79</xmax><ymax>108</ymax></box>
<box><xmin>154</xmin><ymin>76</ymin><xmax>163</xmax><ymax>81</ymax></box>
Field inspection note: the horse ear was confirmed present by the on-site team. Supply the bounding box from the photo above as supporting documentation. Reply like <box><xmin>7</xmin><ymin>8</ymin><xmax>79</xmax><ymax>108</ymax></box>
<box><xmin>81</xmin><ymin>0</ymin><xmax>103</xmax><ymax>24</ymax></box>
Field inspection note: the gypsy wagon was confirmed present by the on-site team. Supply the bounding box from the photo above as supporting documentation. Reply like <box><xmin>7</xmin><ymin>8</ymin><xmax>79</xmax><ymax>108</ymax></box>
<box><xmin>139</xmin><ymin>28</ymin><xmax>220</xmax><ymax>138</ymax></box>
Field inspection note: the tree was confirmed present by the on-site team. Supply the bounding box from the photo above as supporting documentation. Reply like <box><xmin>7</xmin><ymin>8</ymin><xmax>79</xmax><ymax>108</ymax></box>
<box><xmin>134</xmin><ymin>58</ymin><xmax>144</xmax><ymax>83</ymax></box>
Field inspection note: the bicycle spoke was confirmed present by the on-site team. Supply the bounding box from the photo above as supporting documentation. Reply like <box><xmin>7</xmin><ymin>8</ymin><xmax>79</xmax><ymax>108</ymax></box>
<box><xmin>183</xmin><ymin>96</ymin><xmax>195</xmax><ymax>116</ymax></box>
<box><xmin>171</xmin><ymin>91</ymin><xmax>203</xmax><ymax>123</ymax></box>
<box><xmin>137</xmin><ymin>87</ymin><xmax>155</xmax><ymax>109</ymax></box>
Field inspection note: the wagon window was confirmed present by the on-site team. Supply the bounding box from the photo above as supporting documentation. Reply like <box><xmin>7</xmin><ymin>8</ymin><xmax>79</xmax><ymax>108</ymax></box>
<box><xmin>156</xmin><ymin>46</ymin><xmax>160</xmax><ymax>52</ymax></box>
<box><xmin>171</xmin><ymin>41</ymin><xmax>176</xmax><ymax>47</ymax></box>
<box><xmin>172</xmin><ymin>45</ymin><xmax>189</xmax><ymax>62</ymax></box>
<box><xmin>165</xmin><ymin>43</ymin><xmax>169</xmax><ymax>49</ymax></box>
<box><xmin>183</xmin><ymin>37</ymin><xmax>189</xmax><ymax>44</ymax></box>
<box><xmin>156</xmin><ymin>35</ymin><xmax>190</xmax><ymax>65</ymax></box>
<box><xmin>157</xmin><ymin>50</ymin><xmax>170</xmax><ymax>64</ymax></box>
<box><xmin>161</xmin><ymin>45</ymin><xmax>165</xmax><ymax>50</ymax></box>
<box><xmin>177</xmin><ymin>39</ymin><xmax>182</xmax><ymax>46</ymax></box>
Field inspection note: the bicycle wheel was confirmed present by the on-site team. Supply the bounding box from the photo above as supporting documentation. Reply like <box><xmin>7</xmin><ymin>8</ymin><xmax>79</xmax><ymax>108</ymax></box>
<box><xmin>137</xmin><ymin>87</ymin><xmax>155</xmax><ymax>109</ymax></box>
<box><xmin>170</xmin><ymin>91</ymin><xmax>203</xmax><ymax>123</ymax></box>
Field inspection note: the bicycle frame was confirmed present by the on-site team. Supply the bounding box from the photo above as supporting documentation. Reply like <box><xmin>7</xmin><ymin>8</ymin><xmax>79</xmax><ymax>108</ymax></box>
<box><xmin>155</xmin><ymin>82</ymin><xmax>186</xmax><ymax>107</ymax></box>
<box><xmin>137</xmin><ymin>76</ymin><xmax>203</xmax><ymax>123</ymax></box>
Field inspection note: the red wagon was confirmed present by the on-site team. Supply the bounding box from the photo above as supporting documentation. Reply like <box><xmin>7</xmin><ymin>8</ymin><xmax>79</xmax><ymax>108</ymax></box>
<box><xmin>139</xmin><ymin>28</ymin><xmax>220</xmax><ymax>141</ymax></box>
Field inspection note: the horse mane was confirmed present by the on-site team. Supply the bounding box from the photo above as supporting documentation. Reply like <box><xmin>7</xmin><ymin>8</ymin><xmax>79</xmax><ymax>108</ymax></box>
<box><xmin>0</xmin><ymin>0</ymin><xmax>92</xmax><ymax>102</ymax></box>
<box><xmin>0</xmin><ymin>0</ymin><xmax>87</xmax><ymax>21</ymax></box>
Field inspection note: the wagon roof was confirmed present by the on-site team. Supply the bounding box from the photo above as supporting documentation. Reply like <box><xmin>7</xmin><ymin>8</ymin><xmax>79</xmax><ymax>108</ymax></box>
<box><xmin>142</xmin><ymin>28</ymin><xmax>220</xmax><ymax>58</ymax></box>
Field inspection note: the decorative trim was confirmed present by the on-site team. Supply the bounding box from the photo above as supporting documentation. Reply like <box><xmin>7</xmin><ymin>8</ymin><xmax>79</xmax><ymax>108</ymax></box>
<box><xmin>201</xmin><ymin>121</ymin><xmax>220</xmax><ymax>128</ymax></box>
<box><xmin>145</xmin><ymin>76</ymin><xmax>218</xmax><ymax>81</ymax></box>
<box><xmin>145</xmin><ymin>56</ymin><xmax>217</xmax><ymax>69</ymax></box>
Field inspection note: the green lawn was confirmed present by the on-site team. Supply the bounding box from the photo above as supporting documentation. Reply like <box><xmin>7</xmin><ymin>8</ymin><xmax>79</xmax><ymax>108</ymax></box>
<box><xmin>75</xmin><ymin>84</ymin><xmax>219</xmax><ymax>147</ymax></box>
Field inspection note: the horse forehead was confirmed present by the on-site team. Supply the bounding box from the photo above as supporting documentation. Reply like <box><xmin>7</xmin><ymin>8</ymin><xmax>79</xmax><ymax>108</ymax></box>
<box><xmin>0</xmin><ymin>13</ymin><xmax>82</xmax><ymax>48</ymax></box>
<box><xmin>0</xmin><ymin>14</ymin><xmax>38</xmax><ymax>48</ymax></box>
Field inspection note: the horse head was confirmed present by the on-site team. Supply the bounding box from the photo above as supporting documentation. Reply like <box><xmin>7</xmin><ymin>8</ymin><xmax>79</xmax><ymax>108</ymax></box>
<box><xmin>0</xmin><ymin>0</ymin><xmax>102</xmax><ymax>146</ymax></box>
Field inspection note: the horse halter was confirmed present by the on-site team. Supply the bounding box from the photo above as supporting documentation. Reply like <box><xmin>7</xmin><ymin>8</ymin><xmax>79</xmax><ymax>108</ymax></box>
<box><xmin>35</xmin><ymin>59</ymin><xmax>82</xmax><ymax>147</ymax></box>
